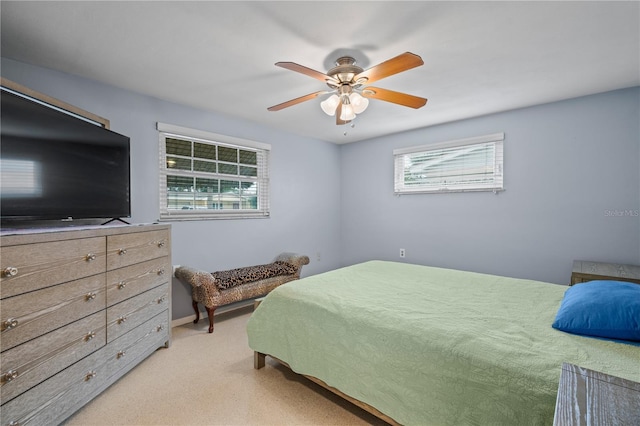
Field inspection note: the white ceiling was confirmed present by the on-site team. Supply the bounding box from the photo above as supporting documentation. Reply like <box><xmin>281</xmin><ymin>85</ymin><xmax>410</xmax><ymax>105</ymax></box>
<box><xmin>1</xmin><ymin>1</ymin><xmax>639</xmax><ymax>144</ymax></box>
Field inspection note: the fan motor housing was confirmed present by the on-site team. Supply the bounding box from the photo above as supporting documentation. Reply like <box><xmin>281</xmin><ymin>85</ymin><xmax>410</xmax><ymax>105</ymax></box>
<box><xmin>327</xmin><ymin>56</ymin><xmax>363</xmax><ymax>87</ymax></box>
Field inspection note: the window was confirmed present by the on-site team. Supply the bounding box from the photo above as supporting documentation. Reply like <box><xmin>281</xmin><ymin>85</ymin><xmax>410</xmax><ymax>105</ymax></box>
<box><xmin>394</xmin><ymin>133</ymin><xmax>504</xmax><ymax>194</ymax></box>
<box><xmin>158</xmin><ymin>123</ymin><xmax>270</xmax><ymax>220</ymax></box>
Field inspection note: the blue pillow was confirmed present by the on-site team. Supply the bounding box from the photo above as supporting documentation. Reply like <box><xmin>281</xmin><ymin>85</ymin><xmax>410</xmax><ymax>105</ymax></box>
<box><xmin>552</xmin><ymin>280</ymin><xmax>640</xmax><ymax>341</ymax></box>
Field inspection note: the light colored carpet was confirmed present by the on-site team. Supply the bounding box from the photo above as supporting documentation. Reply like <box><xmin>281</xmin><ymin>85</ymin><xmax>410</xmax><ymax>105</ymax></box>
<box><xmin>64</xmin><ymin>306</ymin><xmax>387</xmax><ymax>425</ymax></box>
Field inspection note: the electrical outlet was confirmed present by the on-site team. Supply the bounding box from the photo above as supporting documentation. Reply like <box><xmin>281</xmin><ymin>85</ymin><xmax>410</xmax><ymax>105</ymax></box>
<box><xmin>399</xmin><ymin>248</ymin><xmax>406</xmax><ymax>258</ymax></box>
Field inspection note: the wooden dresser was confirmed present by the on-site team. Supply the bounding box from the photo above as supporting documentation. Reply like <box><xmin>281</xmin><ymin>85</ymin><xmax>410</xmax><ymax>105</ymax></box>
<box><xmin>0</xmin><ymin>223</ymin><xmax>171</xmax><ymax>425</ymax></box>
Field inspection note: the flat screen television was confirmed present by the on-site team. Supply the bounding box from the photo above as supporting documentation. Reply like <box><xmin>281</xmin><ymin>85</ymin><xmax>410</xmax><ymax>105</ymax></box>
<box><xmin>1</xmin><ymin>87</ymin><xmax>131</xmax><ymax>225</ymax></box>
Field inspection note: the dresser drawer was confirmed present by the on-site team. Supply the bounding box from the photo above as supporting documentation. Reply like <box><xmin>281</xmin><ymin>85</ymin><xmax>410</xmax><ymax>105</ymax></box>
<box><xmin>1</xmin><ymin>311</ymin><xmax>106</xmax><ymax>404</ymax></box>
<box><xmin>1</xmin><ymin>274</ymin><xmax>106</xmax><ymax>351</ymax></box>
<box><xmin>106</xmin><ymin>256</ymin><xmax>169</xmax><ymax>306</ymax></box>
<box><xmin>0</xmin><ymin>237</ymin><xmax>105</xmax><ymax>298</ymax></box>
<box><xmin>107</xmin><ymin>229</ymin><xmax>170</xmax><ymax>270</ymax></box>
<box><xmin>106</xmin><ymin>283</ymin><xmax>169</xmax><ymax>342</ymax></box>
<box><xmin>1</xmin><ymin>344</ymin><xmax>110</xmax><ymax>426</ymax></box>
<box><xmin>106</xmin><ymin>311</ymin><xmax>169</xmax><ymax>377</ymax></box>
<box><xmin>578</xmin><ymin>260</ymin><xmax>640</xmax><ymax>277</ymax></box>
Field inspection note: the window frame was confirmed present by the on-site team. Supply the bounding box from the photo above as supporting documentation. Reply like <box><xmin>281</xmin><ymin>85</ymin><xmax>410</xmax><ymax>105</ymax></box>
<box><xmin>393</xmin><ymin>132</ymin><xmax>504</xmax><ymax>195</ymax></box>
<box><xmin>158</xmin><ymin>123</ymin><xmax>271</xmax><ymax>220</ymax></box>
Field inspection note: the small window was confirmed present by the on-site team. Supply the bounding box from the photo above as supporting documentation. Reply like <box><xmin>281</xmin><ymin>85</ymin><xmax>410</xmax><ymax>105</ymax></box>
<box><xmin>394</xmin><ymin>133</ymin><xmax>504</xmax><ymax>194</ymax></box>
<box><xmin>158</xmin><ymin>123</ymin><xmax>270</xmax><ymax>220</ymax></box>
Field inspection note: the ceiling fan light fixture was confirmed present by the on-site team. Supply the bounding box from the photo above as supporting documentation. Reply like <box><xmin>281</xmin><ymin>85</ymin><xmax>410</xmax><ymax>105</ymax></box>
<box><xmin>340</xmin><ymin>101</ymin><xmax>356</xmax><ymax>121</ymax></box>
<box><xmin>269</xmin><ymin>51</ymin><xmax>427</xmax><ymax>126</ymax></box>
<box><xmin>349</xmin><ymin>92</ymin><xmax>369</xmax><ymax>114</ymax></box>
<box><xmin>320</xmin><ymin>94</ymin><xmax>340</xmax><ymax>116</ymax></box>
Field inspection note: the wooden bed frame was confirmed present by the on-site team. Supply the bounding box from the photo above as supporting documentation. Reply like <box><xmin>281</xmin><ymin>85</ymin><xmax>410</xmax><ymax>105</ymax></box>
<box><xmin>254</xmin><ymin>351</ymin><xmax>400</xmax><ymax>425</ymax></box>
<box><xmin>252</xmin><ymin>262</ymin><xmax>640</xmax><ymax>426</ymax></box>
<box><xmin>251</xmin><ymin>297</ymin><xmax>400</xmax><ymax>425</ymax></box>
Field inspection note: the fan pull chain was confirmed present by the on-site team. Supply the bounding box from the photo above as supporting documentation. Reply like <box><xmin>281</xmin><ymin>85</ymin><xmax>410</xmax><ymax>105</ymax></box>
<box><xmin>343</xmin><ymin>122</ymin><xmax>356</xmax><ymax>136</ymax></box>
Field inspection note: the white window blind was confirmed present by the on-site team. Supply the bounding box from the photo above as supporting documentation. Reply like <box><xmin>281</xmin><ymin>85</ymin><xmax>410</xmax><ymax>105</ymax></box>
<box><xmin>158</xmin><ymin>123</ymin><xmax>270</xmax><ymax>220</ymax></box>
<box><xmin>394</xmin><ymin>133</ymin><xmax>504</xmax><ymax>194</ymax></box>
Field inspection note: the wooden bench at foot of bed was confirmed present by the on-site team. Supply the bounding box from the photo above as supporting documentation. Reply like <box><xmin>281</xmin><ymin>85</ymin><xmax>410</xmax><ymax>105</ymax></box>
<box><xmin>175</xmin><ymin>253</ymin><xmax>309</xmax><ymax>333</ymax></box>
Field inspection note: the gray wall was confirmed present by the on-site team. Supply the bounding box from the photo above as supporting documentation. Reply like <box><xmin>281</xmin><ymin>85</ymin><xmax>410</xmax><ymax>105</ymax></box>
<box><xmin>1</xmin><ymin>59</ymin><xmax>343</xmax><ymax>320</ymax></box>
<box><xmin>3</xmin><ymin>58</ymin><xmax>639</xmax><ymax>319</ymax></box>
<box><xmin>340</xmin><ymin>87</ymin><xmax>640</xmax><ymax>284</ymax></box>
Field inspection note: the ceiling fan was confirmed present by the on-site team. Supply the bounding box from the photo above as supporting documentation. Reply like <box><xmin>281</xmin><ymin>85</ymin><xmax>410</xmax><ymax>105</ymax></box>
<box><xmin>267</xmin><ymin>52</ymin><xmax>428</xmax><ymax>125</ymax></box>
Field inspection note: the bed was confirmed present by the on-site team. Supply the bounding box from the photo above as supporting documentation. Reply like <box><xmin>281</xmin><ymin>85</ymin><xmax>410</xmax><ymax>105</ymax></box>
<box><xmin>246</xmin><ymin>260</ymin><xmax>640</xmax><ymax>425</ymax></box>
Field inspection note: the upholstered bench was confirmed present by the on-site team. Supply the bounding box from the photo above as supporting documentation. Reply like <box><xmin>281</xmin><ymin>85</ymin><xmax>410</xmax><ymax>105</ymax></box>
<box><xmin>175</xmin><ymin>253</ymin><xmax>309</xmax><ymax>333</ymax></box>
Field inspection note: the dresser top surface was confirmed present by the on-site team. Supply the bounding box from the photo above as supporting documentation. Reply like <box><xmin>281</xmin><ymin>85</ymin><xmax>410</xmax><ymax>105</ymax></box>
<box><xmin>0</xmin><ymin>223</ymin><xmax>170</xmax><ymax>246</ymax></box>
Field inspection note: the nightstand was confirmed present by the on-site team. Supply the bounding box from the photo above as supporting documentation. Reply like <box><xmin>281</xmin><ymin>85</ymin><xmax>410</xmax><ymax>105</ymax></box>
<box><xmin>553</xmin><ymin>363</ymin><xmax>640</xmax><ymax>425</ymax></box>
<box><xmin>571</xmin><ymin>260</ymin><xmax>640</xmax><ymax>285</ymax></box>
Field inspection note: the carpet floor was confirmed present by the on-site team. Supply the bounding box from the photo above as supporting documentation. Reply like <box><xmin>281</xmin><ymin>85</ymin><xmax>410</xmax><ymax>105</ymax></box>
<box><xmin>63</xmin><ymin>306</ymin><xmax>387</xmax><ymax>425</ymax></box>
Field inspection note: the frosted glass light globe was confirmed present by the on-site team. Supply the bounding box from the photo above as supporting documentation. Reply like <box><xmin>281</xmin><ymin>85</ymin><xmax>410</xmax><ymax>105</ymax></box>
<box><xmin>320</xmin><ymin>94</ymin><xmax>340</xmax><ymax>116</ymax></box>
<box><xmin>340</xmin><ymin>103</ymin><xmax>356</xmax><ymax>121</ymax></box>
<box><xmin>349</xmin><ymin>93</ymin><xmax>369</xmax><ymax>114</ymax></box>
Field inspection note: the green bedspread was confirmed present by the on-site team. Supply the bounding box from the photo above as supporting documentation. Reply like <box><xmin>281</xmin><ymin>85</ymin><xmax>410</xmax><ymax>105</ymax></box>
<box><xmin>246</xmin><ymin>261</ymin><xmax>640</xmax><ymax>425</ymax></box>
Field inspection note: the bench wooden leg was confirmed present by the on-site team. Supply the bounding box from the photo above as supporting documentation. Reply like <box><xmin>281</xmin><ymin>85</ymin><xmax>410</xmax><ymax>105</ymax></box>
<box><xmin>192</xmin><ymin>300</ymin><xmax>200</xmax><ymax>324</ymax></box>
<box><xmin>206</xmin><ymin>306</ymin><xmax>216</xmax><ymax>333</ymax></box>
<box><xmin>254</xmin><ymin>352</ymin><xmax>266</xmax><ymax>369</ymax></box>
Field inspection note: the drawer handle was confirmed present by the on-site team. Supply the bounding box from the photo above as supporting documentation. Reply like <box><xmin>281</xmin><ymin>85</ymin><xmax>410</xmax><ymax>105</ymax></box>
<box><xmin>85</xmin><ymin>371</ymin><xmax>97</xmax><ymax>381</ymax></box>
<box><xmin>157</xmin><ymin>296</ymin><xmax>166</xmax><ymax>304</ymax></box>
<box><xmin>118</xmin><ymin>248</ymin><xmax>127</xmax><ymax>255</ymax></box>
<box><xmin>85</xmin><ymin>331</ymin><xmax>96</xmax><ymax>341</ymax></box>
<box><xmin>117</xmin><ymin>316</ymin><xmax>127</xmax><ymax>324</ymax></box>
<box><xmin>118</xmin><ymin>281</ymin><xmax>127</xmax><ymax>289</ymax></box>
<box><xmin>85</xmin><ymin>253</ymin><xmax>97</xmax><ymax>262</ymax></box>
<box><xmin>85</xmin><ymin>292</ymin><xmax>97</xmax><ymax>301</ymax></box>
<box><xmin>157</xmin><ymin>268</ymin><xmax>165</xmax><ymax>276</ymax></box>
<box><xmin>117</xmin><ymin>350</ymin><xmax>126</xmax><ymax>359</ymax></box>
<box><xmin>2</xmin><ymin>266</ymin><xmax>18</xmax><ymax>277</ymax></box>
<box><xmin>157</xmin><ymin>241</ymin><xmax>166</xmax><ymax>248</ymax></box>
<box><xmin>2</xmin><ymin>370</ymin><xmax>19</xmax><ymax>383</ymax></box>
<box><xmin>157</xmin><ymin>325</ymin><xmax>165</xmax><ymax>332</ymax></box>
<box><xmin>2</xmin><ymin>318</ymin><xmax>19</xmax><ymax>331</ymax></box>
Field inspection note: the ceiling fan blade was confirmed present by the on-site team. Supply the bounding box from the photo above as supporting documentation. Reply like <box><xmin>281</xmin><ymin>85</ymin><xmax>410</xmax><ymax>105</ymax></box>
<box><xmin>354</xmin><ymin>52</ymin><xmax>424</xmax><ymax>84</ymax></box>
<box><xmin>362</xmin><ymin>87</ymin><xmax>428</xmax><ymax>109</ymax></box>
<box><xmin>267</xmin><ymin>91</ymin><xmax>328</xmax><ymax>111</ymax></box>
<box><xmin>275</xmin><ymin>62</ymin><xmax>339</xmax><ymax>85</ymax></box>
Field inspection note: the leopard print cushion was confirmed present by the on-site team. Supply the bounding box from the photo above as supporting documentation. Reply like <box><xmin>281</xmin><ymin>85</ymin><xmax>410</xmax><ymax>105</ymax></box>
<box><xmin>213</xmin><ymin>261</ymin><xmax>298</xmax><ymax>290</ymax></box>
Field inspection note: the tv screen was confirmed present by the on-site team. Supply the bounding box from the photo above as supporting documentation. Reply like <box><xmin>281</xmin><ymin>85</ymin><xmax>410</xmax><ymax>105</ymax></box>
<box><xmin>1</xmin><ymin>87</ymin><xmax>131</xmax><ymax>224</ymax></box>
